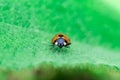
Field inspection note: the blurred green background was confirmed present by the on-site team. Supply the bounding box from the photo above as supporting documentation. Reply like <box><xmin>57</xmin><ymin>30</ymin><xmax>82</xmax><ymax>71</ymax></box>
<box><xmin>0</xmin><ymin>0</ymin><xmax>120</xmax><ymax>80</ymax></box>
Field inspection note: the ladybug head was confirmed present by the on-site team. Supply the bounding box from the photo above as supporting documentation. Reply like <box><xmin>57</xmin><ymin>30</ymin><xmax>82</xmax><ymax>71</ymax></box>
<box><xmin>55</xmin><ymin>37</ymin><xmax>67</xmax><ymax>48</ymax></box>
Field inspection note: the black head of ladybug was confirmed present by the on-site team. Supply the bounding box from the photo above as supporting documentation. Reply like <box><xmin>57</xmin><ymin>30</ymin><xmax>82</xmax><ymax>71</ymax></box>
<box><xmin>55</xmin><ymin>37</ymin><xmax>67</xmax><ymax>48</ymax></box>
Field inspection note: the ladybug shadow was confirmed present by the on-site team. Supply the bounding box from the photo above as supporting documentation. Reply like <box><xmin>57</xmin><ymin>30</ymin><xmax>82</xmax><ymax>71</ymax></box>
<box><xmin>50</xmin><ymin>46</ymin><xmax>70</xmax><ymax>54</ymax></box>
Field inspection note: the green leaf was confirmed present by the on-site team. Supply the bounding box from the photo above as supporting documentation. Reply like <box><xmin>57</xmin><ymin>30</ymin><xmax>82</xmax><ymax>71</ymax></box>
<box><xmin>0</xmin><ymin>0</ymin><xmax>120</xmax><ymax>80</ymax></box>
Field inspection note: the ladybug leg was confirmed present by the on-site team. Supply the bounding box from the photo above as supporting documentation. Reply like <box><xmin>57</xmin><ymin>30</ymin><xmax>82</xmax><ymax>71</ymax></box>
<box><xmin>50</xmin><ymin>44</ymin><xmax>54</xmax><ymax>49</ymax></box>
<box><xmin>51</xmin><ymin>44</ymin><xmax>55</xmax><ymax>48</ymax></box>
<box><xmin>65</xmin><ymin>45</ymin><xmax>70</xmax><ymax>48</ymax></box>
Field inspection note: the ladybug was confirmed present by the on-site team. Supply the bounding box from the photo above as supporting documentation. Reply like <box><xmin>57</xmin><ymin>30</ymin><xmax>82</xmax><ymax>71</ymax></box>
<box><xmin>51</xmin><ymin>33</ymin><xmax>71</xmax><ymax>48</ymax></box>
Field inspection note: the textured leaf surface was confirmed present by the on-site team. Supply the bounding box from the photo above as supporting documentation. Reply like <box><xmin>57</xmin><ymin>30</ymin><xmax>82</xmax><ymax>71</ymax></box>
<box><xmin>0</xmin><ymin>0</ymin><xmax>120</xmax><ymax>80</ymax></box>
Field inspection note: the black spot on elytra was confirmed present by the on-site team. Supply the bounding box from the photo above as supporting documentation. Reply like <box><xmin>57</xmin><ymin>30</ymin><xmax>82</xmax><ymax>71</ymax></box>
<box><xmin>58</xmin><ymin>34</ymin><xmax>63</xmax><ymax>37</ymax></box>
